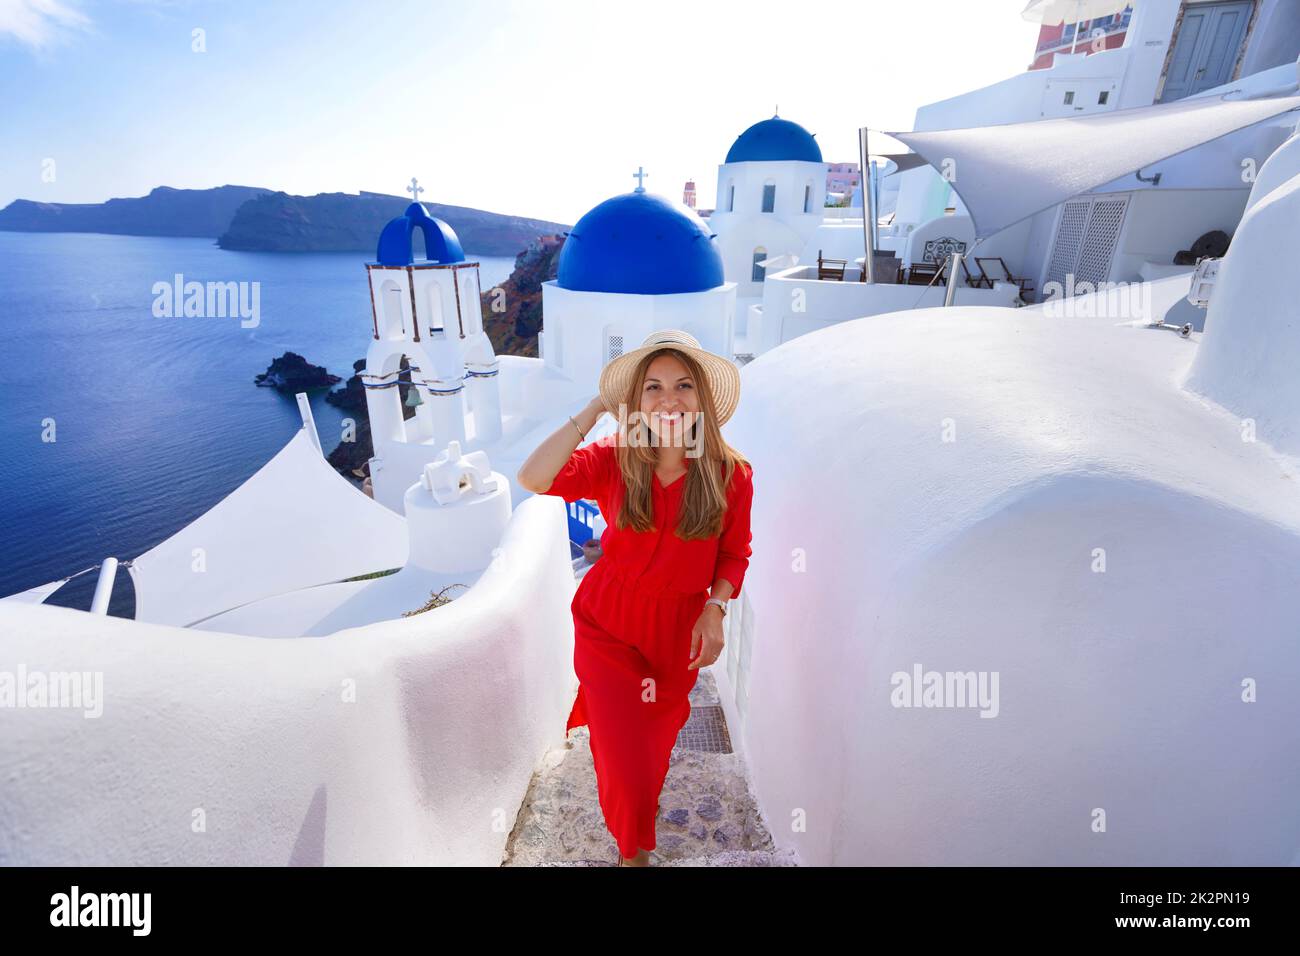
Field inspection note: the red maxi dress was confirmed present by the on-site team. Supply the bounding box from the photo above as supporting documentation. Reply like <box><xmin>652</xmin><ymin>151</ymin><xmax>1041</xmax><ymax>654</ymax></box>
<box><xmin>540</xmin><ymin>433</ymin><xmax>754</xmax><ymax>858</ymax></box>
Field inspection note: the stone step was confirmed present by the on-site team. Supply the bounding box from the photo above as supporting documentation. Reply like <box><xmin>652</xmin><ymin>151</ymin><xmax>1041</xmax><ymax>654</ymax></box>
<box><xmin>537</xmin><ymin>848</ymin><xmax>800</xmax><ymax>867</ymax></box>
<box><xmin>658</xmin><ymin>847</ymin><xmax>800</xmax><ymax>867</ymax></box>
<box><xmin>502</xmin><ymin>669</ymin><xmax>798</xmax><ymax>867</ymax></box>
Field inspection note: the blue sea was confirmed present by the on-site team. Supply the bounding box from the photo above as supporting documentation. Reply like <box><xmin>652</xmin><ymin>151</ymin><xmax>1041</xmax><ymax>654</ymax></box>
<box><xmin>0</xmin><ymin>232</ymin><xmax>516</xmax><ymax>616</ymax></box>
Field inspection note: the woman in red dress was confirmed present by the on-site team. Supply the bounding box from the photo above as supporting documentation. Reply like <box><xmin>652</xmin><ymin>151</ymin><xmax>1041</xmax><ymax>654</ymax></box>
<box><xmin>517</xmin><ymin>330</ymin><xmax>753</xmax><ymax>867</ymax></box>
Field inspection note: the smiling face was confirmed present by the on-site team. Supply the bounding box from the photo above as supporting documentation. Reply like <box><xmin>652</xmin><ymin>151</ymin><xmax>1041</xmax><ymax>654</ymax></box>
<box><xmin>639</xmin><ymin>351</ymin><xmax>701</xmax><ymax>447</ymax></box>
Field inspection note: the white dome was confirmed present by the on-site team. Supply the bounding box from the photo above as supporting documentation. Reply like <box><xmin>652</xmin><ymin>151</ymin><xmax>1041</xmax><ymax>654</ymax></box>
<box><xmin>725</xmin><ymin>304</ymin><xmax>1300</xmax><ymax>864</ymax></box>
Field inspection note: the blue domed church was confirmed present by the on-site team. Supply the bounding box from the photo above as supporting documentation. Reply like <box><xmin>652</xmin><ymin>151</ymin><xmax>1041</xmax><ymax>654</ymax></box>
<box><xmin>707</xmin><ymin>114</ymin><xmax>830</xmax><ymax>308</ymax></box>
<box><xmin>540</xmin><ymin>184</ymin><xmax>737</xmax><ymax>387</ymax></box>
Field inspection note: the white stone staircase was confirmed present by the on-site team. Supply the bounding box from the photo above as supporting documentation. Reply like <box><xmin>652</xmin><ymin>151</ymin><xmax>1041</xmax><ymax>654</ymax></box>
<box><xmin>501</xmin><ymin>669</ymin><xmax>799</xmax><ymax>867</ymax></box>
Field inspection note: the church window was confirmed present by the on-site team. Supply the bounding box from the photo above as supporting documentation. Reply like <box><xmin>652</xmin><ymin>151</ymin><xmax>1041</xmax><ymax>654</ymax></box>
<box><xmin>383</xmin><ymin>283</ymin><xmax>406</xmax><ymax>338</ymax></box>
<box><xmin>426</xmin><ymin>281</ymin><xmax>445</xmax><ymax>335</ymax></box>
<box><xmin>752</xmin><ymin>247</ymin><xmax>767</xmax><ymax>283</ymax></box>
<box><xmin>762</xmin><ymin>183</ymin><xmax>776</xmax><ymax>213</ymax></box>
<box><xmin>803</xmin><ymin>184</ymin><xmax>812</xmax><ymax>213</ymax></box>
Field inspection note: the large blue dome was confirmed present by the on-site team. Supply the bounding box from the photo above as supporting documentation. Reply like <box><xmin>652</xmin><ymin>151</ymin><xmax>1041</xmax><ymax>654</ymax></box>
<box><xmin>725</xmin><ymin>117</ymin><xmax>822</xmax><ymax>164</ymax></box>
<box><xmin>556</xmin><ymin>192</ymin><xmax>724</xmax><ymax>295</ymax></box>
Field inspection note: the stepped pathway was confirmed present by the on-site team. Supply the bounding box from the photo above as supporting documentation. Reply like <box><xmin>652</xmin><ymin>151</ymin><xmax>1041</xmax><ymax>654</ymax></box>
<box><xmin>501</xmin><ymin>668</ymin><xmax>798</xmax><ymax>867</ymax></box>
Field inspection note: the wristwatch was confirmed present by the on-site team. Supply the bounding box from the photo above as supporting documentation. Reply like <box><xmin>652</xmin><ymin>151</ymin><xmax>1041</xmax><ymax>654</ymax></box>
<box><xmin>705</xmin><ymin>597</ymin><xmax>727</xmax><ymax>616</ymax></box>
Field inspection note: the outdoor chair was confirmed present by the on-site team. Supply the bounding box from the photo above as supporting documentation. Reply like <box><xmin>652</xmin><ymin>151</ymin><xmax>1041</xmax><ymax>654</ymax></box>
<box><xmin>906</xmin><ymin>261</ymin><xmax>943</xmax><ymax>286</ymax></box>
<box><xmin>976</xmin><ymin>257</ymin><xmax>1034</xmax><ymax>297</ymax></box>
<box><xmin>817</xmin><ymin>250</ymin><xmax>847</xmax><ymax>282</ymax></box>
<box><xmin>961</xmin><ymin>258</ymin><xmax>993</xmax><ymax>288</ymax></box>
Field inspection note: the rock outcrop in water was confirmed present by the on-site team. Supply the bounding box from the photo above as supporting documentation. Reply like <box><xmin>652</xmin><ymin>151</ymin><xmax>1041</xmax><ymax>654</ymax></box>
<box><xmin>218</xmin><ymin>190</ymin><xmax>569</xmax><ymax>256</ymax></box>
<box><xmin>255</xmin><ymin>352</ymin><xmax>341</xmax><ymax>392</ymax></box>
<box><xmin>324</xmin><ymin>359</ymin><xmax>369</xmax><ymax>414</ymax></box>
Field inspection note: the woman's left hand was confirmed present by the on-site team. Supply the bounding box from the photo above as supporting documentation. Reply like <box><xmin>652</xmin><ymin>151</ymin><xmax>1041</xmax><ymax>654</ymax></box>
<box><xmin>687</xmin><ymin>605</ymin><xmax>725</xmax><ymax>670</ymax></box>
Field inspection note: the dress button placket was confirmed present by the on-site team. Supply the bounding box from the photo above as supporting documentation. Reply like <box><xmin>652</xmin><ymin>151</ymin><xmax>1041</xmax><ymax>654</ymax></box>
<box><xmin>646</xmin><ymin>481</ymin><xmax>682</xmax><ymax>588</ymax></box>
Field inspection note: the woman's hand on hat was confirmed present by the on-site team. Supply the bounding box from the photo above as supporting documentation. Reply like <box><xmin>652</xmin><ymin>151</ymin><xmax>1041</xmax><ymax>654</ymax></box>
<box><xmin>588</xmin><ymin>394</ymin><xmax>611</xmax><ymax>418</ymax></box>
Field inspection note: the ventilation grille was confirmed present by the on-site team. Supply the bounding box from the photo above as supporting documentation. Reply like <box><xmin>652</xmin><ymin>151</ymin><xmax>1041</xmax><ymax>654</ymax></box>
<box><xmin>1076</xmin><ymin>198</ymin><xmax>1128</xmax><ymax>286</ymax></box>
<box><xmin>1043</xmin><ymin>200</ymin><xmax>1090</xmax><ymax>292</ymax></box>
<box><xmin>674</xmin><ymin>705</ymin><xmax>732</xmax><ymax>753</ymax></box>
<box><xmin>1043</xmin><ymin>195</ymin><xmax>1129</xmax><ymax>292</ymax></box>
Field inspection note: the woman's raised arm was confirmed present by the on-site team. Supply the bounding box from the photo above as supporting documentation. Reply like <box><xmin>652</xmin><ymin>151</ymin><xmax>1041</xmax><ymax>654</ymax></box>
<box><xmin>516</xmin><ymin>395</ymin><xmax>610</xmax><ymax>496</ymax></box>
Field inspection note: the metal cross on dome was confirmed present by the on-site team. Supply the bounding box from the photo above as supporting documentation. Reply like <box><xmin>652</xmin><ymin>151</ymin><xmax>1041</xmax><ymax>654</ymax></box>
<box><xmin>407</xmin><ymin>177</ymin><xmax>424</xmax><ymax>202</ymax></box>
<box><xmin>632</xmin><ymin>166</ymin><xmax>649</xmax><ymax>193</ymax></box>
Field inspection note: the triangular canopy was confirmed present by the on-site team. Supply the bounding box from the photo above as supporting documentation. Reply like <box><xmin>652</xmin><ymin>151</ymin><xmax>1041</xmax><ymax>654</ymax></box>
<box><xmin>878</xmin><ymin>152</ymin><xmax>930</xmax><ymax>176</ymax></box>
<box><xmin>129</xmin><ymin>428</ymin><xmax>408</xmax><ymax>627</ymax></box>
<box><xmin>887</xmin><ymin>90</ymin><xmax>1300</xmax><ymax>240</ymax></box>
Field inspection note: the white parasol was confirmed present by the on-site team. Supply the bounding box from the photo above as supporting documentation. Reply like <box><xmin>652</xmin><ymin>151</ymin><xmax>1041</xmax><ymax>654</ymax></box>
<box><xmin>1021</xmin><ymin>0</ymin><xmax>1130</xmax><ymax>24</ymax></box>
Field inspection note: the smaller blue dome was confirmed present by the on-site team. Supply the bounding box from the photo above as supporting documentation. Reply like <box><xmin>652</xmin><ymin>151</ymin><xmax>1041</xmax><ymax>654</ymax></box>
<box><xmin>375</xmin><ymin>202</ymin><xmax>465</xmax><ymax>266</ymax></box>
<box><xmin>725</xmin><ymin>117</ymin><xmax>822</xmax><ymax>164</ymax></box>
<box><xmin>557</xmin><ymin>192</ymin><xmax>723</xmax><ymax>295</ymax></box>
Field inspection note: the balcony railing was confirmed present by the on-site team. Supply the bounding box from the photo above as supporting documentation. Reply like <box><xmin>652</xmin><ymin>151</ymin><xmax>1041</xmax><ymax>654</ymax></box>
<box><xmin>1035</xmin><ymin>8</ymin><xmax>1131</xmax><ymax>54</ymax></box>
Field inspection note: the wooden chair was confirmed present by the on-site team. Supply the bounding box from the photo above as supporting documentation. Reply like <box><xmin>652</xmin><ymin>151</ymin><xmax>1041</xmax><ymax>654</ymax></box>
<box><xmin>961</xmin><ymin>258</ymin><xmax>993</xmax><ymax>288</ymax></box>
<box><xmin>976</xmin><ymin>257</ymin><xmax>1034</xmax><ymax>297</ymax></box>
<box><xmin>905</xmin><ymin>261</ymin><xmax>943</xmax><ymax>286</ymax></box>
<box><xmin>817</xmin><ymin>250</ymin><xmax>847</xmax><ymax>282</ymax></box>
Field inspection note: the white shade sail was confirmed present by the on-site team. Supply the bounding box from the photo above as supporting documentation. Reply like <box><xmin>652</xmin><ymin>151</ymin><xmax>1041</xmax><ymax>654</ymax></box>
<box><xmin>879</xmin><ymin>152</ymin><xmax>930</xmax><ymax>176</ymax></box>
<box><xmin>887</xmin><ymin>90</ymin><xmax>1300</xmax><ymax>240</ymax></box>
<box><xmin>129</xmin><ymin>428</ymin><xmax>409</xmax><ymax>627</ymax></box>
<box><xmin>0</xmin><ymin>578</ymin><xmax>69</xmax><ymax>605</ymax></box>
<box><xmin>1021</xmin><ymin>0</ymin><xmax>1129</xmax><ymax>24</ymax></box>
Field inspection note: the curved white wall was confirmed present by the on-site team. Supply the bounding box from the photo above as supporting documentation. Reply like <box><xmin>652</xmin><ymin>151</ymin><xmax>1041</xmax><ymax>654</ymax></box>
<box><xmin>1243</xmin><ymin>127</ymin><xmax>1300</xmax><ymax>214</ymax></box>
<box><xmin>0</xmin><ymin>495</ymin><xmax>578</xmax><ymax>865</ymax></box>
<box><xmin>1184</xmin><ymin>136</ymin><xmax>1300</xmax><ymax>457</ymax></box>
<box><xmin>722</xmin><ymin>304</ymin><xmax>1300</xmax><ymax>865</ymax></box>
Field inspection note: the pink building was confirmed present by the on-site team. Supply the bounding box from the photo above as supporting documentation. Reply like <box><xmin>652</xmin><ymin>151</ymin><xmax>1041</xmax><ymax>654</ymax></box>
<box><xmin>826</xmin><ymin>162</ymin><xmax>860</xmax><ymax>196</ymax></box>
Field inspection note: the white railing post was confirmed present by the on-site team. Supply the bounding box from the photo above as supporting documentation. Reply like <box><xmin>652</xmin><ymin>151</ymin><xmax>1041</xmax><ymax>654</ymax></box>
<box><xmin>296</xmin><ymin>392</ymin><xmax>323</xmax><ymax>456</ymax></box>
<box><xmin>859</xmin><ymin>127</ymin><xmax>876</xmax><ymax>284</ymax></box>
<box><xmin>89</xmin><ymin>558</ymin><xmax>118</xmax><ymax>615</ymax></box>
<box><xmin>945</xmin><ymin>252</ymin><xmax>963</xmax><ymax>307</ymax></box>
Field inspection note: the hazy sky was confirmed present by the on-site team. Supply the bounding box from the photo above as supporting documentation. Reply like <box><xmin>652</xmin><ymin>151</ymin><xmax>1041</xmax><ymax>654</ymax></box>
<box><xmin>0</xmin><ymin>0</ymin><xmax>1042</xmax><ymax>224</ymax></box>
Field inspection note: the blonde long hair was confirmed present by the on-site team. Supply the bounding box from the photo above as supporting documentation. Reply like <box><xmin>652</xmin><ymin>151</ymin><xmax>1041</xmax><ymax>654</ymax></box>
<box><xmin>611</xmin><ymin>347</ymin><xmax>749</xmax><ymax>539</ymax></box>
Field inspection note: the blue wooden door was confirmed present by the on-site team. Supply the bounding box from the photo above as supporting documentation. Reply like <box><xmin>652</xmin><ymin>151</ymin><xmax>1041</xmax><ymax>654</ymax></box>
<box><xmin>1159</xmin><ymin>1</ymin><xmax>1252</xmax><ymax>103</ymax></box>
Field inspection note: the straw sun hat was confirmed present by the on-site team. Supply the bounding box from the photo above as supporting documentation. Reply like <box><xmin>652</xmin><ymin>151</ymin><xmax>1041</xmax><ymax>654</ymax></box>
<box><xmin>598</xmin><ymin>330</ymin><xmax>741</xmax><ymax>427</ymax></box>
